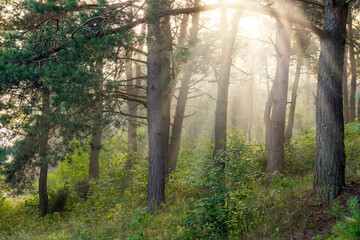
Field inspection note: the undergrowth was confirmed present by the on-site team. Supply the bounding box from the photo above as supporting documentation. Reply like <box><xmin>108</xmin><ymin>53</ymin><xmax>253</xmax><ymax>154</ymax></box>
<box><xmin>0</xmin><ymin>124</ymin><xmax>359</xmax><ymax>239</ymax></box>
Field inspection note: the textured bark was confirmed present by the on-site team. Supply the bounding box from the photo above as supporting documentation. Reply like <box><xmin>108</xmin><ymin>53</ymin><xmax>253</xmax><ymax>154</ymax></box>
<box><xmin>266</xmin><ymin>0</ymin><xmax>292</xmax><ymax>173</ymax></box>
<box><xmin>168</xmin><ymin>2</ymin><xmax>200</xmax><ymax>172</ymax></box>
<box><xmin>285</xmin><ymin>56</ymin><xmax>303</xmax><ymax>142</ymax></box>
<box><xmin>213</xmin><ymin>9</ymin><xmax>242</xmax><ymax>160</ymax></box>
<box><xmin>39</xmin><ymin>92</ymin><xmax>50</xmax><ymax>216</ymax></box>
<box><xmin>348</xmin><ymin>8</ymin><xmax>357</xmax><ymax>122</ymax></box>
<box><xmin>313</xmin><ymin>0</ymin><xmax>348</xmax><ymax>201</ymax></box>
<box><xmin>39</xmin><ymin>165</ymin><xmax>48</xmax><ymax>216</ymax></box>
<box><xmin>342</xmin><ymin>48</ymin><xmax>350</xmax><ymax>124</ymax></box>
<box><xmin>89</xmin><ymin>64</ymin><xmax>103</xmax><ymax>179</ymax></box>
<box><xmin>146</xmin><ymin>0</ymin><xmax>172</xmax><ymax>210</ymax></box>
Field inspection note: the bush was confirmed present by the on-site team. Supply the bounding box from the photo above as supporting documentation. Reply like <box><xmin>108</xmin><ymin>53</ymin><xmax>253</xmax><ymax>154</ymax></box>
<box><xmin>285</xmin><ymin>129</ymin><xmax>316</xmax><ymax>175</ymax></box>
<box><xmin>329</xmin><ymin>196</ymin><xmax>360</xmax><ymax>239</ymax></box>
<box><xmin>184</xmin><ymin>130</ymin><xmax>265</xmax><ymax>239</ymax></box>
<box><xmin>74</xmin><ymin>177</ymin><xmax>90</xmax><ymax>199</ymax></box>
<box><xmin>344</xmin><ymin>123</ymin><xmax>360</xmax><ymax>181</ymax></box>
<box><xmin>48</xmin><ymin>186</ymin><xmax>69</xmax><ymax>213</ymax></box>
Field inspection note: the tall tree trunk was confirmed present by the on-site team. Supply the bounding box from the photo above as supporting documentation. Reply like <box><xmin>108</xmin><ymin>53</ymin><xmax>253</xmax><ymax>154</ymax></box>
<box><xmin>313</xmin><ymin>0</ymin><xmax>348</xmax><ymax>201</ymax></box>
<box><xmin>213</xmin><ymin>8</ymin><xmax>242</xmax><ymax>161</ymax></box>
<box><xmin>306</xmin><ymin>73</ymin><xmax>311</xmax><ymax>105</ymax></box>
<box><xmin>122</xmin><ymin>26</ymin><xmax>146</xmax><ymax>185</ymax></box>
<box><xmin>343</xmin><ymin>47</ymin><xmax>350</xmax><ymax>124</ymax></box>
<box><xmin>39</xmin><ymin>91</ymin><xmax>50</xmax><ymax>216</ymax></box>
<box><xmin>146</xmin><ymin>0</ymin><xmax>172</xmax><ymax>210</ymax></box>
<box><xmin>248</xmin><ymin>74</ymin><xmax>254</xmax><ymax>142</ymax></box>
<box><xmin>89</xmin><ymin>63</ymin><xmax>103</xmax><ymax>179</ymax></box>
<box><xmin>348</xmin><ymin>7</ymin><xmax>357</xmax><ymax>122</ymax></box>
<box><xmin>265</xmin><ymin>57</ymin><xmax>270</xmax><ymax>95</ymax></box>
<box><xmin>126</xmin><ymin>52</ymin><xmax>138</xmax><ymax>152</ymax></box>
<box><xmin>168</xmin><ymin>1</ymin><xmax>200</xmax><ymax>173</ymax></box>
<box><xmin>285</xmin><ymin>55</ymin><xmax>303</xmax><ymax>142</ymax></box>
<box><xmin>266</xmin><ymin>0</ymin><xmax>292</xmax><ymax>173</ymax></box>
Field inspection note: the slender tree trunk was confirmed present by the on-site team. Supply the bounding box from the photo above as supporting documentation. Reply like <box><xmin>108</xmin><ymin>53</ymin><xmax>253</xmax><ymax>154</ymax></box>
<box><xmin>343</xmin><ymin>47</ymin><xmax>350</xmax><ymax>124</ymax></box>
<box><xmin>358</xmin><ymin>98</ymin><xmax>360</xmax><ymax>120</ymax></box>
<box><xmin>39</xmin><ymin>92</ymin><xmax>50</xmax><ymax>216</ymax></box>
<box><xmin>160</xmin><ymin>22</ymin><xmax>172</xmax><ymax>173</ymax></box>
<box><xmin>168</xmin><ymin>1</ymin><xmax>200</xmax><ymax>172</ymax></box>
<box><xmin>168</xmin><ymin>14</ymin><xmax>189</xmax><ymax>107</ymax></box>
<box><xmin>213</xmin><ymin>8</ymin><xmax>242</xmax><ymax>161</ymax></box>
<box><xmin>248</xmin><ymin>74</ymin><xmax>254</xmax><ymax>142</ymax></box>
<box><xmin>146</xmin><ymin>0</ymin><xmax>172</xmax><ymax>210</ymax></box>
<box><xmin>285</xmin><ymin>56</ymin><xmax>303</xmax><ymax>142</ymax></box>
<box><xmin>306</xmin><ymin>73</ymin><xmax>311</xmax><ymax>105</ymax></box>
<box><xmin>266</xmin><ymin>0</ymin><xmax>292</xmax><ymax>173</ymax></box>
<box><xmin>126</xmin><ymin>52</ymin><xmax>138</xmax><ymax>152</ymax></box>
<box><xmin>264</xmin><ymin>85</ymin><xmax>274</xmax><ymax>157</ymax></box>
<box><xmin>348</xmin><ymin>7</ymin><xmax>357</xmax><ymax>122</ymax></box>
<box><xmin>265</xmin><ymin>57</ymin><xmax>270</xmax><ymax>95</ymax></box>
<box><xmin>313</xmin><ymin>0</ymin><xmax>348</xmax><ymax>201</ymax></box>
<box><xmin>89</xmin><ymin>63</ymin><xmax>103</xmax><ymax>179</ymax></box>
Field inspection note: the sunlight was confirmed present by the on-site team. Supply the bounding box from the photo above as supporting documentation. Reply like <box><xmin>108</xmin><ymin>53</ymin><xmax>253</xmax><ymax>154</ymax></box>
<box><xmin>237</xmin><ymin>13</ymin><xmax>262</xmax><ymax>37</ymax></box>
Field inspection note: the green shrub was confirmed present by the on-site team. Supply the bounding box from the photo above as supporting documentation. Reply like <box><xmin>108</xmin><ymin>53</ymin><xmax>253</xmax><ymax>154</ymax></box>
<box><xmin>74</xmin><ymin>177</ymin><xmax>90</xmax><ymax>199</ymax></box>
<box><xmin>184</xmin><ymin>130</ymin><xmax>265</xmax><ymax>239</ymax></box>
<box><xmin>285</xmin><ymin>129</ymin><xmax>316</xmax><ymax>175</ymax></box>
<box><xmin>48</xmin><ymin>186</ymin><xmax>69</xmax><ymax>213</ymax></box>
<box><xmin>329</xmin><ymin>196</ymin><xmax>360</xmax><ymax>239</ymax></box>
<box><xmin>344</xmin><ymin>123</ymin><xmax>360</xmax><ymax>181</ymax></box>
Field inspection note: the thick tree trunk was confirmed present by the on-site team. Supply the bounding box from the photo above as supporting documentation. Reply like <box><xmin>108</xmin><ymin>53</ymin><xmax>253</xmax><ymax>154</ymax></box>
<box><xmin>342</xmin><ymin>48</ymin><xmax>350</xmax><ymax>124</ymax></box>
<box><xmin>285</xmin><ymin>56</ymin><xmax>303</xmax><ymax>142</ymax></box>
<box><xmin>89</xmin><ymin>64</ymin><xmax>103</xmax><ymax>179</ymax></box>
<box><xmin>39</xmin><ymin>92</ymin><xmax>50</xmax><ymax>216</ymax></box>
<box><xmin>348</xmin><ymin>8</ymin><xmax>357</xmax><ymax>122</ymax></box>
<box><xmin>313</xmin><ymin>0</ymin><xmax>348</xmax><ymax>201</ymax></box>
<box><xmin>213</xmin><ymin>9</ymin><xmax>242</xmax><ymax>161</ymax></box>
<box><xmin>168</xmin><ymin>2</ymin><xmax>200</xmax><ymax>172</ymax></box>
<box><xmin>146</xmin><ymin>0</ymin><xmax>172</xmax><ymax>210</ymax></box>
<box><xmin>266</xmin><ymin>0</ymin><xmax>292</xmax><ymax>173</ymax></box>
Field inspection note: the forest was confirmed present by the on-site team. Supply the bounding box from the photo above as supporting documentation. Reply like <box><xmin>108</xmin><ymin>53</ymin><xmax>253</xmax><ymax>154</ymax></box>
<box><xmin>0</xmin><ymin>0</ymin><xmax>360</xmax><ymax>239</ymax></box>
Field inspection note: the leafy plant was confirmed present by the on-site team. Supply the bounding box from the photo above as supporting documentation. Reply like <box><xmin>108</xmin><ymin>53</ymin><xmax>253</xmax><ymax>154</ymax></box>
<box><xmin>48</xmin><ymin>186</ymin><xmax>69</xmax><ymax>213</ymax></box>
<box><xmin>330</xmin><ymin>196</ymin><xmax>360</xmax><ymax>239</ymax></box>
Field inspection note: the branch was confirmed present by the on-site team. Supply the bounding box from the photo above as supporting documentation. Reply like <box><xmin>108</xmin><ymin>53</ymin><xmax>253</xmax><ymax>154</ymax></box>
<box><xmin>295</xmin><ymin>0</ymin><xmax>325</xmax><ymax>8</ymax></box>
<box><xmin>106</xmin><ymin>90</ymin><xmax>147</xmax><ymax>107</ymax></box>
<box><xmin>71</xmin><ymin>16</ymin><xmax>106</xmax><ymax>39</ymax></box>
<box><xmin>32</xmin><ymin>2</ymin><xmax>324</xmax><ymax>62</ymax></box>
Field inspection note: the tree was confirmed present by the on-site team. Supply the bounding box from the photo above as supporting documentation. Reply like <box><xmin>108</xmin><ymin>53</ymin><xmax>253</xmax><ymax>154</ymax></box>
<box><xmin>348</xmin><ymin>5</ymin><xmax>357</xmax><ymax>122</ymax></box>
<box><xmin>285</xmin><ymin>54</ymin><xmax>303</xmax><ymax>142</ymax></box>
<box><xmin>285</xmin><ymin>26</ymin><xmax>311</xmax><ymax>142</ymax></box>
<box><xmin>313</xmin><ymin>0</ymin><xmax>348</xmax><ymax>201</ymax></box>
<box><xmin>146</xmin><ymin>0</ymin><xmax>172</xmax><ymax>210</ymax></box>
<box><xmin>265</xmin><ymin>0</ymin><xmax>293</xmax><ymax>173</ymax></box>
<box><xmin>89</xmin><ymin>62</ymin><xmax>104</xmax><ymax>179</ymax></box>
<box><xmin>168</xmin><ymin>0</ymin><xmax>200</xmax><ymax>172</ymax></box>
<box><xmin>213</xmin><ymin>7</ymin><xmax>242</xmax><ymax>161</ymax></box>
<box><xmin>343</xmin><ymin>47</ymin><xmax>350</xmax><ymax>124</ymax></box>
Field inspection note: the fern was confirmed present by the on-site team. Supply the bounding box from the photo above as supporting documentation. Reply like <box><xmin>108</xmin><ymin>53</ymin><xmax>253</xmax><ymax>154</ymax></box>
<box><xmin>330</xmin><ymin>196</ymin><xmax>360</xmax><ymax>240</ymax></box>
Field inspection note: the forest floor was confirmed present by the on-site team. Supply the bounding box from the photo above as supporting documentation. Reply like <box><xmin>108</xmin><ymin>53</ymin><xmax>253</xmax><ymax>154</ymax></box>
<box><xmin>289</xmin><ymin>181</ymin><xmax>360</xmax><ymax>240</ymax></box>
